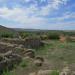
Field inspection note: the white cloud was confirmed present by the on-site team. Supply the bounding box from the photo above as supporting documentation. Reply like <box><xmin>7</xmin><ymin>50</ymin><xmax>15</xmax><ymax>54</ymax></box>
<box><xmin>0</xmin><ymin>7</ymin><xmax>48</xmax><ymax>26</ymax></box>
<box><xmin>37</xmin><ymin>0</ymin><xmax>68</xmax><ymax>16</ymax></box>
<box><xmin>52</xmin><ymin>0</ymin><xmax>67</xmax><ymax>8</ymax></box>
<box><xmin>0</xmin><ymin>0</ymin><xmax>73</xmax><ymax>29</ymax></box>
<box><xmin>0</xmin><ymin>4</ymin><xmax>74</xmax><ymax>26</ymax></box>
<box><xmin>55</xmin><ymin>12</ymin><xmax>75</xmax><ymax>21</ymax></box>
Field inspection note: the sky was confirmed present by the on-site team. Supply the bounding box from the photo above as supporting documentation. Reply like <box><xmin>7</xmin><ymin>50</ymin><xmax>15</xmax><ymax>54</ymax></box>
<box><xmin>0</xmin><ymin>0</ymin><xmax>75</xmax><ymax>30</ymax></box>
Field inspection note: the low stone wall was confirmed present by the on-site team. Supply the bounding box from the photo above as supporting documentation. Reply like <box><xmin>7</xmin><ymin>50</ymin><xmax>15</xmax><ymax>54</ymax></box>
<box><xmin>24</xmin><ymin>38</ymin><xmax>44</xmax><ymax>49</ymax></box>
<box><xmin>0</xmin><ymin>38</ymin><xmax>44</xmax><ymax>49</ymax></box>
<box><xmin>0</xmin><ymin>38</ymin><xmax>25</xmax><ymax>45</ymax></box>
<box><xmin>0</xmin><ymin>44</ymin><xmax>14</xmax><ymax>53</ymax></box>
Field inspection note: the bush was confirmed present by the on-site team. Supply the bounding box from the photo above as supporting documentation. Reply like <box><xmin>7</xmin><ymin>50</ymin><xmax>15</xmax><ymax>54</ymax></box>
<box><xmin>48</xmin><ymin>34</ymin><xmax>59</xmax><ymax>40</ymax></box>
<box><xmin>0</xmin><ymin>32</ymin><xmax>15</xmax><ymax>38</ymax></box>
<box><xmin>40</xmin><ymin>35</ymin><xmax>48</xmax><ymax>40</ymax></box>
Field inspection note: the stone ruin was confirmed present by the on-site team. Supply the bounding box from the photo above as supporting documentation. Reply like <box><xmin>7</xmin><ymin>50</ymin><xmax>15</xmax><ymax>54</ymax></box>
<box><xmin>0</xmin><ymin>37</ymin><xmax>44</xmax><ymax>49</ymax></box>
<box><xmin>24</xmin><ymin>49</ymin><xmax>35</xmax><ymax>58</ymax></box>
<box><xmin>24</xmin><ymin>37</ymin><xmax>44</xmax><ymax>49</ymax></box>
<box><xmin>0</xmin><ymin>50</ymin><xmax>22</xmax><ymax>75</ymax></box>
<box><xmin>29</xmin><ymin>70</ymin><xmax>53</xmax><ymax>75</ymax></box>
<box><xmin>0</xmin><ymin>43</ymin><xmax>14</xmax><ymax>53</ymax></box>
<box><xmin>34</xmin><ymin>56</ymin><xmax>44</xmax><ymax>67</ymax></box>
<box><xmin>0</xmin><ymin>38</ymin><xmax>25</xmax><ymax>45</ymax></box>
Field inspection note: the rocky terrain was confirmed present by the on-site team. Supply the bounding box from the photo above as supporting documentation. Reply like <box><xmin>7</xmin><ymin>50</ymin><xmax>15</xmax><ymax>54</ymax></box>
<box><xmin>0</xmin><ymin>25</ymin><xmax>75</xmax><ymax>75</ymax></box>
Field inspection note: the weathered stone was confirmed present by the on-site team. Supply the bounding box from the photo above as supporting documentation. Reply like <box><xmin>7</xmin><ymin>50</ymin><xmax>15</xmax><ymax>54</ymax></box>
<box><xmin>0</xmin><ymin>44</ymin><xmax>14</xmax><ymax>53</ymax></box>
<box><xmin>0</xmin><ymin>52</ymin><xmax>22</xmax><ymax>75</ymax></box>
<box><xmin>25</xmin><ymin>49</ymin><xmax>35</xmax><ymax>58</ymax></box>
<box><xmin>0</xmin><ymin>38</ymin><xmax>25</xmax><ymax>45</ymax></box>
<box><xmin>24</xmin><ymin>38</ymin><xmax>44</xmax><ymax>48</ymax></box>
<box><xmin>34</xmin><ymin>56</ymin><xmax>44</xmax><ymax>67</ymax></box>
<box><xmin>60</xmin><ymin>66</ymin><xmax>71</xmax><ymax>75</ymax></box>
<box><xmin>29</xmin><ymin>70</ymin><xmax>54</xmax><ymax>75</ymax></box>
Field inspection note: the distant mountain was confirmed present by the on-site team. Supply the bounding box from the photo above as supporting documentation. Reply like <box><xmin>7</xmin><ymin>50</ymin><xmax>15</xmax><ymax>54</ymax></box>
<box><xmin>0</xmin><ymin>25</ymin><xmax>75</xmax><ymax>33</ymax></box>
<box><xmin>13</xmin><ymin>28</ymin><xmax>75</xmax><ymax>32</ymax></box>
<box><xmin>13</xmin><ymin>28</ymin><xmax>44</xmax><ymax>32</ymax></box>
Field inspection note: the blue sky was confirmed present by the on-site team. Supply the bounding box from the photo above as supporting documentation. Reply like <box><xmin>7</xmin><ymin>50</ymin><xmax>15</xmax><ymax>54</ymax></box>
<box><xmin>0</xmin><ymin>0</ymin><xmax>75</xmax><ymax>30</ymax></box>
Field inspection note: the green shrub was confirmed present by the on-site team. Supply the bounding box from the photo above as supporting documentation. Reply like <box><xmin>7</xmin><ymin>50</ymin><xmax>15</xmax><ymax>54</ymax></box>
<box><xmin>50</xmin><ymin>70</ymin><xmax>59</xmax><ymax>75</ymax></box>
<box><xmin>48</xmin><ymin>34</ymin><xmax>59</xmax><ymax>40</ymax></box>
<box><xmin>20</xmin><ymin>60</ymin><xmax>28</xmax><ymax>68</ymax></box>
<box><xmin>3</xmin><ymin>69</ymin><xmax>12</xmax><ymax>75</ymax></box>
<box><xmin>40</xmin><ymin>35</ymin><xmax>48</xmax><ymax>40</ymax></box>
<box><xmin>0</xmin><ymin>32</ymin><xmax>15</xmax><ymax>38</ymax></box>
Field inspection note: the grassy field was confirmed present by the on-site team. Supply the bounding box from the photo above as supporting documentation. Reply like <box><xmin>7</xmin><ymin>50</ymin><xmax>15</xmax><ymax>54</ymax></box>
<box><xmin>3</xmin><ymin>40</ymin><xmax>75</xmax><ymax>75</ymax></box>
<box><xmin>1</xmin><ymin>25</ymin><xmax>75</xmax><ymax>75</ymax></box>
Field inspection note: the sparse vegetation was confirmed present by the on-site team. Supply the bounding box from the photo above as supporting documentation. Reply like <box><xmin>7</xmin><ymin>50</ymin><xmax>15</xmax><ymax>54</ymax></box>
<box><xmin>0</xmin><ymin>25</ymin><xmax>75</xmax><ymax>75</ymax></box>
<box><xmin>0</xmin><ymin>31</ymin><xmax>15</xmax><ymax>38</ymax></box>
<box><xmin>3</xmin><ymin>70</ymin><xmax>11</xmax><ymax>75</ymax></box>
<box><xmin>20</xmin><ymin>60</ymin><xmax>29</xmax><ymax>68</ymax></box>
<box><xmin>50</xmin><ymin>70</ymin><xmax>59</xmax><ymax>75</ymax></box>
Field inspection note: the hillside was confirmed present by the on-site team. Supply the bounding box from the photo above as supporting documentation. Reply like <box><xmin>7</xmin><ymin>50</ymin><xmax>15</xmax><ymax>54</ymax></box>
<box><xmin>0</xmin><ymin>25</ymin><xmax>75</xmax><ymax>75</ymax></box>
<box><xmin>0</xmin><ymin>25</ymin><xmax>18</xmax><ymax>38</ymax></box>
<box><xmin>0</xmin><ymin>25</ymin><xmax>16</xmax><ymax>32</ymax></box>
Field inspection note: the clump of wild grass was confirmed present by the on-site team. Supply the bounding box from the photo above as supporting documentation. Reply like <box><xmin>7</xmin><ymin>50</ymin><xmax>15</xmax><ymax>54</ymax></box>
<box><xmin>3</xmin><ymin>69</ymin><xmax>12</xmax><ymax>75</ymax></box>
<box><xmin>20</xmin><ymin>60</ymin><xmax>29</xmax><ymax>68</ymax></box>
<box><xmin>50</xmin><ymin>70</ymin><xmax>59</xmax><ymax>75</ymax></box>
